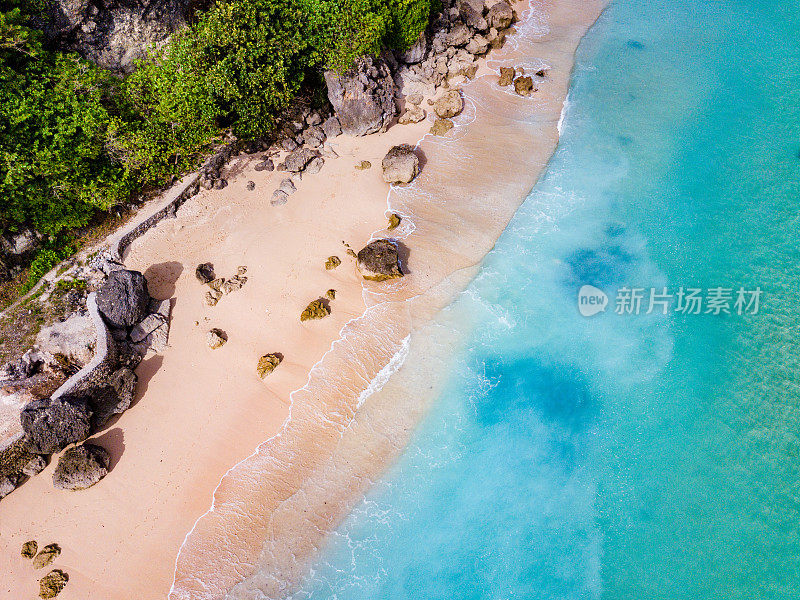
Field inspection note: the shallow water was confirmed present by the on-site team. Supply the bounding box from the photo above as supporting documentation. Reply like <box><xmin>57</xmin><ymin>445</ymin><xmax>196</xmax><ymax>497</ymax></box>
<box><xmin>292</xmin><ymin>1</ymin><xmax>800</xmax><ymax>598</ymax></box>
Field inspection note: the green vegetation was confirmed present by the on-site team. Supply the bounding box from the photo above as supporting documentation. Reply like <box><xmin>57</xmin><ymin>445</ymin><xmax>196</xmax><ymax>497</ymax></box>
<box><xmin>0</xmin><ymin>0</ymin><xmax>433</xmax><ymax>243</ymax></box>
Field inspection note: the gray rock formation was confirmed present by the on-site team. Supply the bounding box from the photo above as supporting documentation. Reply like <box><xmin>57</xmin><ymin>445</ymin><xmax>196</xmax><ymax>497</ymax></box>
<box><xmin>356</xmin><ymin>239</ymin><xmax>404</xmax><ymax>281</ymax></box>
<box><xmin>35</xmin><ymin>313</ymin><xmax>96</xmax><ymax>366</ymax></box>
<box><xmin>434</xmin><ymin>90</ymin><xmax>464</xmax><ymax>118</ymax></box>
<box><xmin>52</xmin><ymin>443</ymin><xmax>110</xmax><ymax>491</ymax></box>
<box><xmin>382</xmin><ymin>145</ymin><xmax>420</xmax><ymax>184</ymax></box>
<box><xmin>284</xmin><ymin>148</ymin><xmax>318</xmax><ymax>173</ymax></box>
<box><xmin>324</xmin><ymin>56</ymin><xmax>397</xmax><ymax>136</ymax></box>
<box><xmin>96</xmin><ymin>269</ymin><xmax>151</xmax><ymax>328</ymax></box>
<box><xmin>21</xmin><ymin>397</ymin><xmax>93</xmax><ymax>454</ymax></box>
<box><xmin>487</xmin><ymin>1</ymin><xmax>514</xmax><ymax>29</ymax></box>
<box><xmin>41</xmin><ymin>0</ymin><xmax>193</xmax><ymax>72</ymax></box>
<box><xmin>400</xmin><ymin>31</ymin><xmax>428</xmax><ymax>64</ymax></box>
<box><xmin>0</xmin><ymin>475</ymin><xmax>16</xmax><ymax>499</ymax></box>
<box><xmin>322</xmin><ymin>116</ymin><xmax>342</xmax><ymax>138</ymax></box>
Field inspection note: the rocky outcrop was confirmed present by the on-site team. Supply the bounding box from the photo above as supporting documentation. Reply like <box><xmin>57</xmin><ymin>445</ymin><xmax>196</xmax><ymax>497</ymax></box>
<box><xmin>0</xmin><ymin>475</ymin><xmax>16</xmax><ymax>499</ymax></box>
<box><xmin>52</xmin><ymin>443</ymin><xmax>110</xmax><ymax>491</ymax></box>
<box><xmin>39</xmin><ymin>569</ymin><xmax>69</xmax><ymax>598</ymax></box>
<box><xmin>41</xmin><ymin>0</ymin><xmax>193</xmax><ymax>72</ymax></box>
<box><xmin>20</xmin><ymin>397</ymin><xmax>93</xmax><ymax>455</ymax></box>
<box><xmin>356</xmin><ymin>239</ymin><xmax>404</xmax><ymax>281</ymax></box>
<box><xmin>21</xmin><ymin>540</ymin><xmax>38</xmax><ymax>559</ymax></box>
<box><xmin>22</xmin><ymin>455</ymin><xmax>48</xmax><ymax>477</ymax></box>
<box><xmin>399</xmin><ymin>31</ymin><xmax>428</xmax><ymax>64</ymax></box>
<box><xmin>284</xmin><ymin>148</ymin><xmax>318</xmax><ymax>173</ymax></box>
<box><xmin>96</xmin><ymin>269</ymin><xmax>151</xmax><ymax>329</ymax></box>
<box><xmin>195</xmin><ymin>263</ymin><xmax>215</xmax><ymax>284</ymax></box>
<box><xmin>324</xmin><ymin>56</ymin><xmax>397</xmax><ymax>136</ymax></box>
<box><xmin>382</xmin><ymin>145</ymin><xmax>420</xmax><ymax>184</ymax></box>
<box><xmin>35</xmin><ymin>313</ymin><xmax>96</xmax><ymax>366</ymax></box>
<box><xmin>256</xmin><ymin>354</ymin><xmax>282</xmax><ymax>378</ymax></box>
<box><xmin>514</xmin><ymin>75</ymin><xmax>534</xmax><ymax>96</ymax></box>
<box><xmin>487</xmin><ymin>1</ymin><xmax>514</xmax><ymax>29</ymax></box>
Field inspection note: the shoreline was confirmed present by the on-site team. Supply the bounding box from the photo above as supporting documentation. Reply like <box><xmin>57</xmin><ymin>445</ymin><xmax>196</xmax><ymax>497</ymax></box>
<box><xmin>0</xmin><ymin>1</ymin><xmax>607</xmax><ymax>598</ymax></box>
<box><xmin>172</xmin><ymin>1</ymin><xmax>608</xmax><ymax>598</ymax></box>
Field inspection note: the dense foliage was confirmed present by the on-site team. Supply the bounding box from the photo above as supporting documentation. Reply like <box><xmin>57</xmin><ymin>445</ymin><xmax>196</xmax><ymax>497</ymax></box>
<box><xmin>0</xmin><ymin>0</ymin><xmax>432</xmax><ymax>239</ymax></box>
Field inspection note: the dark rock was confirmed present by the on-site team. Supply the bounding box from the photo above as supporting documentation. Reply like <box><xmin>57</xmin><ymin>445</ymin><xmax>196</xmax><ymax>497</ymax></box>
<box><xmin>325</xmin><ymin>289</ymin><xmax>336</xmax><ymax>300</ymax></box>
<box><xmin>535</xmin><ymin>67</ymin><xmax>548</xmax><ymax>77</ymax></box>
<box><xmin>52</xmin><ymin>443</ymin><xmax>110</xmax><ymax>491</ymax></box>
<box><xmin>324</xmin><ymin>56</ymin><xmax>397</xmax><ymax>136</ymax></box>
<box><xmin>33</xmin><ymin>543</ymin><xmax>61</xmax><ymax>569</ymax></box>
<box><xmin>195</xmin><ymin>263</ymin><xmax>215</xmax><ymax>284</ymax></box>
<box><xmin>21</xmin><ymin>398</ymin><xmax>93</xmax><ymax>455</ymax></box>
<box><xmin>21</xmin><ymin>540</ymin><xmax>38</xmax><ymax>559</ymax></box>
<box><xmin>89</xmin><ymin>367</ymin><xmax>137</xmax><ymax>428</ymax></box>
<box><xmin>448</xmin><ymin>21</ymin><xmax>471</xmax><ymax>47</ymax></box>
<box><xmin>39</xmin><ymin>569</ymin><xmax>69</xmax><ymax>598</ymax></box>
<box><xmin>246</xmin><ymin>180</ymin><xmax>256</xmax><ymax>191</ymax></box>
<box><xmin>382</xmin><ymin>144</ymin><xmax>420</xmax><ymax>184</ymax></box>
<box><xmin>304</xmin><ymin>125</ymin><xmax>326</xmax><ymax>148</ymax></box>
<box><xmin>388</xmin><ymin>213</ymin><xmax>402</xmax><ymax>230</ymax></box>
<box><xmin>97</xmin><ymin>269</ymin><xmax>151</xmax><ymax>328</ymax></box>
<box><xmin>356</xmin><ymin>239</ymin><xmax>404</xmax><ymax>281</ymax></box>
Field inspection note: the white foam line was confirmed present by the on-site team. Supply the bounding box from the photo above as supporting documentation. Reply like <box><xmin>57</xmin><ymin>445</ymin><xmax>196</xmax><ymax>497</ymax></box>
<box><xmin>558</xmin><ymin>91</ymin><xmax>570</xmax><ymax>137</ymax></box>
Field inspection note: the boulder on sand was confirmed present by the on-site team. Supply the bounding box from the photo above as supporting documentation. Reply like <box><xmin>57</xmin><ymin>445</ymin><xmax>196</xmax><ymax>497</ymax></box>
<box><xmin>300</xmin><ymin>300</ymin><xmax>330</xmax><ymax>322</ymax></box>
<box><xmin>195</xmin><ymin>263</ymin><xmax>215</xmax><ymax>283</ymax></box>
<box><xmin>21</xmin><ymin>397</ymin><xmax>93</xmax><ymax>454</ymax></box>
<box><xmin>514</xmin><ymin>75</ymin><xmax>535</xmax><ymax>96</ymax></box>
<box><xmin>434</xmin><ymin>90</ymin><xmax>464</xmax><ymax>119</ymax></box>
<box><xmin>356</xmin><ymin>239</ymin><xmax>404</xmax><ymax>282</ymax></box>
<box><xmin>324</xmin><ymin>56</ymin><xmax>397</xmax><ymax>136</ymax></box>
<box><xmin>39</xmin><ymin>569</ymin><xmax>69</xmax><ymax>599</ymax></box>
<box><xmin>21</xmin><ymin>540</ymin><xmax>38</xmax><ymax>559</ymax></box>
<box><xmin>96</xmin><ymin>269</ymin><xmax>151</xmax><ymax>328</ymax></box>
<box><xmin>207</xmin><ymin>328</ymin><xmax>227</xmax><ymax>349</ymax></box>
<box><xmin>325</xmin><ymin>256</ymin><xmax>341</xmax><ymax>270</ymax></box>
<box><xmin>52</xmin><ymin>443</ymin><xmax>110</xmax><ymax>491</ymax></box>
<box><xmin>498</xmin><ymin>66</ymin><xmax>515</xmax><ymax>86</ymax></box>
<box><xmin>382</xmin><ymin>145</ymin><xmax>420</xmax><ymax>184</ymax></box>
<box><xmin>256</xmin><ymin>354</ymin><xmax>282</xmax><ymax>378</ymax></box>
<box><xmin>32</xmin><ymin>543</ymin><xmax>61</xmax><ymax>569</ymax></box>
<box><xmin>429</xmin><ymin>118</ymin><xmax>454</xmax><ymax>136</ymax></box>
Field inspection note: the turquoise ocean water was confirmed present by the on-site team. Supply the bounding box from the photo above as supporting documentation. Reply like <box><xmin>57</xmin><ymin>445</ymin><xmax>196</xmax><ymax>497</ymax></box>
<box><xmin>292</xmin><ymin>0</ymin><xmax>800</xmax><ymax>598</ymax></box>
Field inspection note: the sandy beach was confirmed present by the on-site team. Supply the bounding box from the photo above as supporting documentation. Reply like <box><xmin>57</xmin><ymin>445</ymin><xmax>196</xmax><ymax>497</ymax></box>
<box><xmin>0</xmin><ymin>1</ymin><xmax>605</xmax><ymax>598</ymax></box>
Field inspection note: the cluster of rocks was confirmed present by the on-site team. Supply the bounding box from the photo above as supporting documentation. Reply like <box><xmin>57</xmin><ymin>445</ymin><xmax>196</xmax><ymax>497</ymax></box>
<box><xmin>19</xmin><ymin>540</ymin><xmax>69</xmax><ymax>598</ymax></box>
<box><xmin>392</xmin><ymin>0</ymin><xmax>518</xmax><ymax>99</ymax></box>
<box><xmin>1</xmin><ymin>267</ymin><xmax>171</xmax><ymax>500</ymax></box>
<box><xmin>498</xmin><ymin>65</ymin><xmax>546</xmax><ymax>95</ymax></box>
<box><xmin>196</xmin><ymin>263</ymin><xmax>248</xmax><ymax>306</ymax></box>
